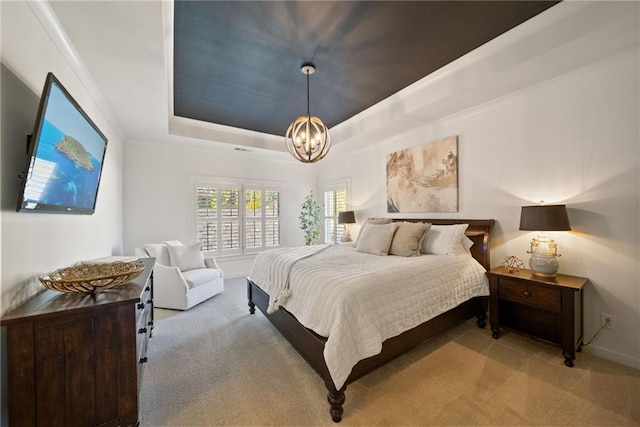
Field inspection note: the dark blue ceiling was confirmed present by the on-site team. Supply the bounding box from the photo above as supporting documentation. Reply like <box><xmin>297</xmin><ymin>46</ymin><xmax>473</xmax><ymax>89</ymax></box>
<box><xmin>173</xmin><ymin>1</ymin><xmax>559</xmax><ymax>137</ymax></box>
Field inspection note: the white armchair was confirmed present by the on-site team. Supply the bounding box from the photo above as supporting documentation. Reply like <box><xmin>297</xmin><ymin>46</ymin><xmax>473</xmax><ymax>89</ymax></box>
<box><xmin>134</xmin><ymin>241</ymin><xmax>224</xmax><ymax>310</ymax></box>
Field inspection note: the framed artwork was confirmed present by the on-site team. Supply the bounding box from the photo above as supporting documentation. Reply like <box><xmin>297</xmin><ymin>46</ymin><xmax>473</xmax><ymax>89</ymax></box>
<box><xmin>386</xmin><ymin>135</ymin><xmax>458</xmax><ymax>213</ymax></box>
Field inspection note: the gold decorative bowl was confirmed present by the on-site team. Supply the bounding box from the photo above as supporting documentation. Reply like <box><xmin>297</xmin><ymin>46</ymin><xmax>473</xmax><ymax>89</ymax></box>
<box><xmin>39</xmin><ymin>261</ymin><xmax>146</xmax><ymax>294</ymax></box>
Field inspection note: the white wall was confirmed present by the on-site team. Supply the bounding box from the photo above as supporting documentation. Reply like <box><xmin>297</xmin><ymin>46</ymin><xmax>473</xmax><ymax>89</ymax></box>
<box><xmin>123</xmin><ymin>140</ymin><xmax>318</xmax><ymax>278</ymax></box>
<box><xmin>0</xmin><ymin>1</ymin><xmax>125</xmax><ymax>315</ymax></box>
<box><xmin>319</xmin><ymin>47</ymin><xmax>640</xmax><ymax>367</ymax></box>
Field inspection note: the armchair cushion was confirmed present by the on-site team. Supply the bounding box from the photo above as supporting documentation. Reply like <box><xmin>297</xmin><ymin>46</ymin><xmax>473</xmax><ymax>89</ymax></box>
<box><xmin>143</xmin><ymin>243</ymin><xmax>171</xmax><ymax>266</ymax></box>
<box><xmin>181</xmin><ymin>268</ymin><xmax>223</xmax><ymax>288</ymax></box>
<box><xmin>167</xmin><ymin>243</ymin><xmax>206</xmax><ymax>271</ymax></box>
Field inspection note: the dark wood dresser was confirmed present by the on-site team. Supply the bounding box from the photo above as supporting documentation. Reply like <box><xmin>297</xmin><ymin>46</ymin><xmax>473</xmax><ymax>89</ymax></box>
<box><xmin>1</xmin><ymin>257</ymin><xmax>154</xmax><ymax>427</ymax></box>
<box><xmin>487</xmin><ymin>267</ymin><xmax>587</xmax><ymax>367</ymax></box>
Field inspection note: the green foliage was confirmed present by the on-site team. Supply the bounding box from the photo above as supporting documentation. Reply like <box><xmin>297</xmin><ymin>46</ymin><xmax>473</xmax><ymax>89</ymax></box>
<box><xmin>245</xmin><ymin>190</ymin><xmax>261</xmax><ymax>214</ymax></box>
<box><xmin>299</xmin><ymin>191</ymin><xmax>322</xmax><ymax>245</ymax></box>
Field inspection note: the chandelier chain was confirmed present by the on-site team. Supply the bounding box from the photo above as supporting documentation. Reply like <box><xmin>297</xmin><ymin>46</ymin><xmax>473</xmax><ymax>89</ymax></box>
<box><xmin>306</xmin><ymin>69</ymin><xmax>310</xmax><ymax>117</ymax></box>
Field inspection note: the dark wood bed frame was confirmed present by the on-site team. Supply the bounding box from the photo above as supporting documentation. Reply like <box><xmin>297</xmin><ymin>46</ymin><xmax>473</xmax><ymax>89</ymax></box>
<box><xmin>247</xmin><ymin>219</ymin><xmax>495</xmax><ymax>422</ymax></box>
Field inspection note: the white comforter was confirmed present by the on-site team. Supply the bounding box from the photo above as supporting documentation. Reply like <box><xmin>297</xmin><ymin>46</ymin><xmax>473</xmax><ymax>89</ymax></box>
<box><xmin>249</xmin><ymin>244</ymin><xmax>489</xmax><ymax>390</ymax></box>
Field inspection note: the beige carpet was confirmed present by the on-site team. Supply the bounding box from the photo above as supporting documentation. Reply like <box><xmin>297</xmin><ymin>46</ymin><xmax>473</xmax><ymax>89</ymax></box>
<box><xmin>140</xmin><ymin>277</ymin><xmax>640</xmax><ymax>426</ymax></box>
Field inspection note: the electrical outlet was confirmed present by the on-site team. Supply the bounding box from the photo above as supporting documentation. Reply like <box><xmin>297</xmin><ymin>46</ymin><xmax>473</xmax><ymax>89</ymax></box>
<box><xmin>601</xmin><ymin>313</ymin><xmax>617</xmax><ymax>330</ymax></box>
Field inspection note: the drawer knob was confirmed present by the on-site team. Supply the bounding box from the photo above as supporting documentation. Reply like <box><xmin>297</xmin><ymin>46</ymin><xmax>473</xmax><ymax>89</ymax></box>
<box><xmin>139</xmin><ymin>357</ymin><xmax>148</xmax><ymax>364</ymax></box>
<box><xmin>138</xmin><ymin>327</ymin><xmax>147</xmax><ymax>334</ymax></box>
<box><xmin>137</xmin><ymin>302</ymin><xmax>145</xmax><ymax>310</ymax></box>
<box><xmin>523</xmin><ymin>291</ymin><xmax>531</xmax><ymax>297</ymax></box>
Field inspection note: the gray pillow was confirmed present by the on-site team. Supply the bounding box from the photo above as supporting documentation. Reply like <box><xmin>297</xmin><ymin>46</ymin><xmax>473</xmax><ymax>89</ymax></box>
<box><xmin>389</xmin><ymin>222</ymin><xmax>431</xmax><ymax>257</ymax></box>
<box><xmin>356</xmin><ymin>223</ymin><xmax>399</xmax><ymax>256</ymax></box>
<box><xmin>355</xmin><ymin>218</ymin><xmax>393</xmax><ymax>246</ymax></box>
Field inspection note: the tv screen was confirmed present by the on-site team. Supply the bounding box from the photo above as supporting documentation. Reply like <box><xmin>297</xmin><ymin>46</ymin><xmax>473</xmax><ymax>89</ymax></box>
<box><xmin>17</xmin><ymin>72</ymin><xmax>108</xmax><ymax>214</ymax></box>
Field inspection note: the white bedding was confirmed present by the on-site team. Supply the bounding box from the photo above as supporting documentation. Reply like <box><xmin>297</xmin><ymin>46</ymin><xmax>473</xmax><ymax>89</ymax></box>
<box><xmin>249</xmin><ymin>243</ymin><xmax>489</xmax><ymax>390</ymax></box>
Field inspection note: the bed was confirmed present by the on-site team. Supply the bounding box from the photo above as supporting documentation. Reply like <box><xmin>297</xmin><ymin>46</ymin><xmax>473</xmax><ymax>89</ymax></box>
<box><xmin>247</xmin><ymin>218</ymin><xmax>494</xmax><ymax>422</ymax></box>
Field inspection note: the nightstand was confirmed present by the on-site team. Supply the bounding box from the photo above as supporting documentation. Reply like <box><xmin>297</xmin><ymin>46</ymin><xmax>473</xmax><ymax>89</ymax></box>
<box><xmin>487</xmin><ymin>267</ymin><xmax>588</xmax><ymax>367</ymax></box>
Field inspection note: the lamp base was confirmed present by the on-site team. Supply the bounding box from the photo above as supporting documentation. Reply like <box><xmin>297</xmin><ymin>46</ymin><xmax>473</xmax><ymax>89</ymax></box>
<box><xmin>529</xmin><ymin>254</ymin><xmax>559</xmax><ymax>277</ymax></box>
<box><xmin>341</xmin><ymin>225</ymin><xmax>352</xmax><ymax>243</ymax></box>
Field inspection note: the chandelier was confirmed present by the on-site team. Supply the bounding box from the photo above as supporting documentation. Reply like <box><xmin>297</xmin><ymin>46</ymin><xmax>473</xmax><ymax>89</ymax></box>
<box><xmin>285</xmin><ymin>63</ymin><xmax>331</xmax><ymax>163</ymax></box>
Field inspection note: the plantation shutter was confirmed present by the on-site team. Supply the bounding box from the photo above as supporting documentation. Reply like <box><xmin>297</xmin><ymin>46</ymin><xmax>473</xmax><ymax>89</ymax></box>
<box><xmin>196</xmin><ymin>186</ymin><xmax>217</xmax><ymax>251</ymax></box>
<box><xmin>264</xmin><ymin>190</ymin><xmax>280</xmax><ymax>248</ymax></box>
<box><xmin>323</xmin><ymin>184</ymin><xmax>348</xmax><ymax>243</ymax></box>
<box><xmin>244</xmin><ymin>186</ymin><xmax>280</xmax><ymax>253</ymax></box>
<box><xmin>196</xmin><ymin>183</ymin><xmax>242</xmax><ymax>256</ymax></box>
<box><xmin>196</xmin><ymin>181</ymin><xmax>279</xmax><ymax>256</ymax></box>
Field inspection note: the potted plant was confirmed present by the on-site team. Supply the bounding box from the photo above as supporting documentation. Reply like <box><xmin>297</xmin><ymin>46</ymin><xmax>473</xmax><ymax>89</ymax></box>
<box><xmin>300</xmin><ymin>191</ymin><xmax>322</xmax><ymax>245</ymax></box>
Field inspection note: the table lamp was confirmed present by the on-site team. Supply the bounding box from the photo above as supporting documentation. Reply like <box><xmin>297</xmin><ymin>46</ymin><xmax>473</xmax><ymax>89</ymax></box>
<box><xmin>338</xmin><ymin>210</ymin><xmax>356</xmax><ymax>242</ymax></box>
<box><xmin>519</xmin><ymin>204</ymin><xmax>571</xmax><ymax>277</ymax></box>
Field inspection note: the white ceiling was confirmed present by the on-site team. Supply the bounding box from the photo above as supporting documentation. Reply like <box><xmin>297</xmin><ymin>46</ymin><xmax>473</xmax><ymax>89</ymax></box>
<box><xmin>47</xmin><ymin>1</ymin><xmax>639</xmax><ymax>155</ymax></box>
<box><xmin>49</xmin><ymin>1</ymin><xmax>169</xmax><ymax>144</ymax></box>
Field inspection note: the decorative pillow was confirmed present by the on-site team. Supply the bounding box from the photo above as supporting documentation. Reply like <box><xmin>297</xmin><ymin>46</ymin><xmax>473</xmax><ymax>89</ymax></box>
<box><xmin>167</xmin><ymin>242</ymin><xmax>206</xmax><ymax>271</ymax></box>
<box><xmin>421</xmin><ymin>224</ymin><xmax>469</xmax><ymax>255</ymax></box>
<box><xmin>356</xmin><ymin>223</ymin><xmax>399</xmax><ymax>256</ymax></box>
<box><xmin>389</xmin><ymin>222</ymin><xmax>431</xmax><ymax>257</ymax></box>
<box><xmin>354</xmin><ymin>218</ymin><xmax>393</xmax><ymax>246</ymax></box>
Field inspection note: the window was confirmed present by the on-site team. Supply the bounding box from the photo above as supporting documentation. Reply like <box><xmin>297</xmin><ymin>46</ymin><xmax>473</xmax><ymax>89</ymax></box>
<box><xmin>196</xmin><ymin>181</ymin><xmax>280</xmax><ymax>256</ymax></box>
<box><xmin>245</xmin><ymin>187</ymin><xmax>280</xmax><ymax>250</ymax></box>
<box><xmin>323</xmin><ymin>183</ymin><xmax>348</xmax><ymax>244</ymax></box>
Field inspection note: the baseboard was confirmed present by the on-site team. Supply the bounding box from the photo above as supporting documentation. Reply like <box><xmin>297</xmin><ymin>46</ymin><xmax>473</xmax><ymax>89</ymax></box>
<box><xmin>225</xmin><ymin>274</ymin><xmax>249</xmax><ymax>280</ymax></box>
<box><xmin>217</xmin><ymin>257</ymin><xmax>253</xmax><ymax>280</ymax></box>
<box><xmin>583</xmin><ymin>345</ymin><xmax>640</xmax><ymax>370</ymax></box>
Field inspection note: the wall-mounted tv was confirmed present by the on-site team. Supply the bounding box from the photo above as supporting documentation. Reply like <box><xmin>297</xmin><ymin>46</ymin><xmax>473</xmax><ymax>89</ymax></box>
<box><xmin>17</xmin><ymin>72</ymin><xmax>108</xmax><ymax>214</ymax></box>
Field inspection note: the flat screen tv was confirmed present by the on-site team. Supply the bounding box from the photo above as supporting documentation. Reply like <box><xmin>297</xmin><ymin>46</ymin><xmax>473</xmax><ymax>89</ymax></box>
<box><xmin>17</xmin><ymin>72</ymin><xmax>108</xmax><ymax>214</ymax></box>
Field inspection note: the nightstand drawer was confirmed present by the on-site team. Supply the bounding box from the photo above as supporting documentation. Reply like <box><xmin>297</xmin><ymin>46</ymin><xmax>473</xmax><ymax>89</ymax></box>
<box><xmin>499</xmin><ymin>279</ymin><xmax>561</xmax><ymax>312</ymax></box>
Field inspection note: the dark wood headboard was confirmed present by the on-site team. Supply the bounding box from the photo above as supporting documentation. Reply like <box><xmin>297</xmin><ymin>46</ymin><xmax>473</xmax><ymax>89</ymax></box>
<box><xmin>393</xmin><ymin>218</ymin><xmax>495</xmax><ymax>270</ymax></box>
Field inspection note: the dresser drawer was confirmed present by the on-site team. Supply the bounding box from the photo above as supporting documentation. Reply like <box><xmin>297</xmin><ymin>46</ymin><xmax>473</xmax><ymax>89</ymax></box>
<box><xmin>499</xmin><ymin>278</ymin><xmax>561</xmax><ymax>312</ymax></box>
<box><xmin>134</xmin><ymin>275</ymin><xmax>152</xmax><ymax>366</ymax></box>
<box><xmin>135</xmin><ymin>282</ymin><xmax>151</xmax><ymax>322</ymax></box>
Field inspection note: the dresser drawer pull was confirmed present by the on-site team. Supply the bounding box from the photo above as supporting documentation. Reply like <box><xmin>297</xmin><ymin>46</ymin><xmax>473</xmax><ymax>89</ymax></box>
<box><xmin>147</xmin><ymin>321</ymin><xmax>154</xmax><ymax>326</ymax></box>
<box><xmin>139</xmin><ymin>357</ymin><xmax>148</xmax><ymax>364</ymax></box>
<box><xmin>138</xmin><ymin>327</ymin><xmax>147</xmax><ymax>334</ymax></box>
<box><xmin>523</xmin><ymin>291</ymin><xmax>531</xmax><ymax>297</ymax></box>
<box><xmin>146</xmin><ymin>299</ymin><xmax>152</xmax><ymax>304</ymax></box>
<box><xmin>137</xmin><ymin>302</ymin><xmax>145</xmax><ymax>310</ymax></box>
<box><xmin>145</xmin><ymin>286</ymin><xmax>150</xmax><ymax>292</ymax></box>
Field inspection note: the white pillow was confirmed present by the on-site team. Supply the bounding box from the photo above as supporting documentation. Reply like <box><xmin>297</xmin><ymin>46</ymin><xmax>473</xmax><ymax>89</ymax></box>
<box><xmin>454</xmin><ymin>235</ymin><xmax>475</xmax><ymax>255</ymax></box>
<box><xmin>356</xmin><ymin>223</ymin><xmax>398</xmax><ymax>256</ymax></box>
<box><xmin>421</xmin><ymin>224</ymin><xmax>469</xmax><ymax>255</ymax></box>
<box><xmin>167</xmin><ymin>243</ymin><xmax>206</xmax><ymax>271</ymax></box>
<box><xmin>389</xmin><ymin>222</ymin><xmax>431</xmax><ymax>257</ymax></box>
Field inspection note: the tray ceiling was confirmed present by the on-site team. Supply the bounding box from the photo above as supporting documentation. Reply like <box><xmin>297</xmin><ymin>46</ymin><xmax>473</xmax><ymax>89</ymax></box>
<box><xmin>173</xmin><ymin>1</ymin><xmax>559</xmax><ymax>137</ymax></box>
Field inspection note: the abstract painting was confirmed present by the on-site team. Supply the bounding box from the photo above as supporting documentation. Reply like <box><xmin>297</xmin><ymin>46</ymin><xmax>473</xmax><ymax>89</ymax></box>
<box><xmin>386</xmin><ymin>136</ymin><xmax>458</xmax><ymax>213</ymax></box>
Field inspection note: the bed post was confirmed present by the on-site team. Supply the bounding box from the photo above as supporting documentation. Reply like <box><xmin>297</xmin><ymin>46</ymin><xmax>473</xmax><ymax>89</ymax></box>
<box><xmin>247</xmin><ymin>278</ymin><xmax>255</xmax><ymax>314</ymax></box>
<box><xmin>476</xmin><ymin>296</ymin><xmax>488</xmax><ymax>328</ymax></box>
<box><xmin>327</xmin><ymin>386</ymin><xmax>346</xmax><ymax>423</ymax></box>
